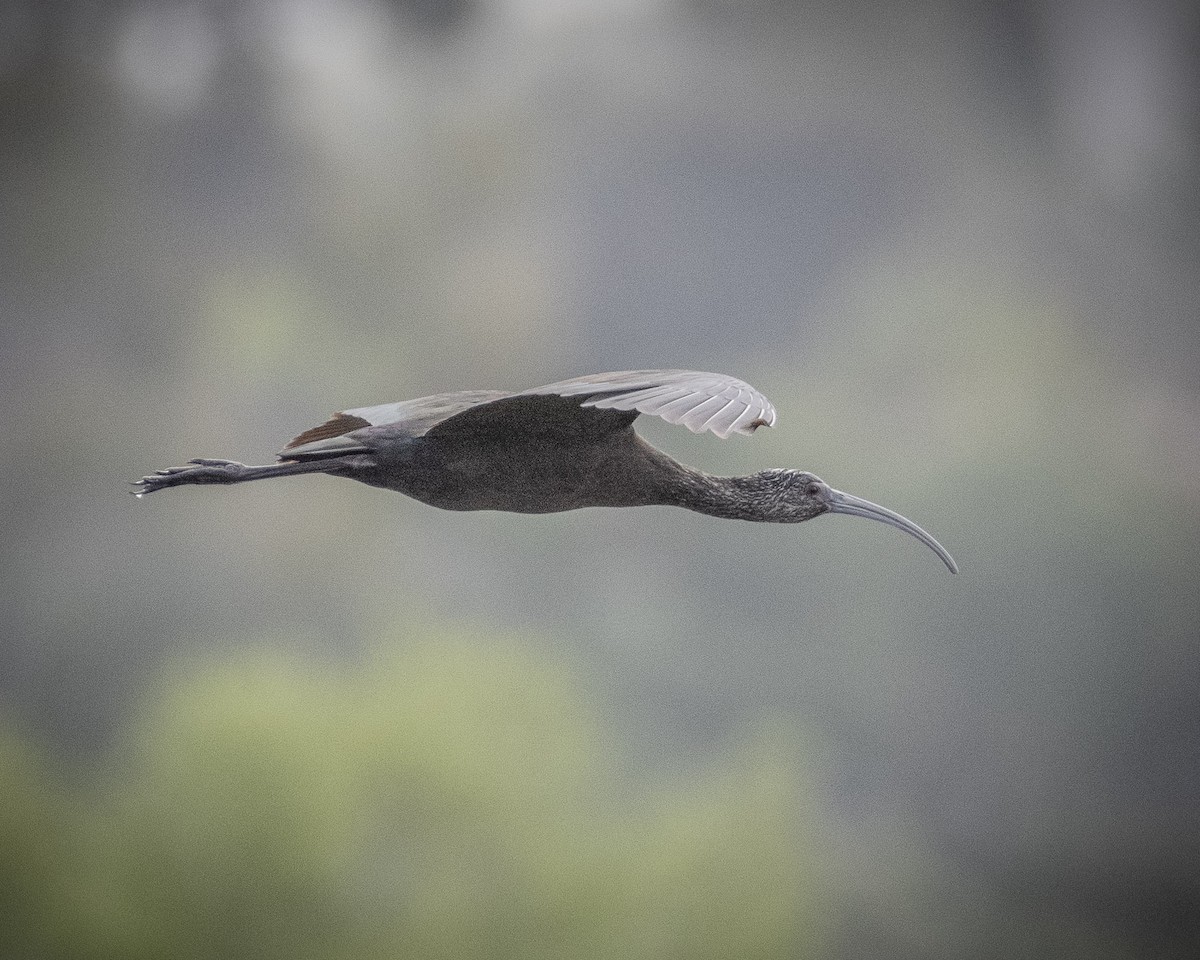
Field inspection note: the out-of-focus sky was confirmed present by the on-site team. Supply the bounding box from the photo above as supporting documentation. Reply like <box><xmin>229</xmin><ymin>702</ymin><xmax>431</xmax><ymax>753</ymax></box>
<box><xmin>2</xmin><ymin>1</ymin><xmax>1198</xmax><ymax>958</ymax></box>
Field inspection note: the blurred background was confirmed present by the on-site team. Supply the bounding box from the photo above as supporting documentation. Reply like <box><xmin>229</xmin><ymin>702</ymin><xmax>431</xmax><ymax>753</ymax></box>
<box><xmin>2</xmin><ymin>0</ymin><xmax>1199</xmax><ymax>957</ymax></box>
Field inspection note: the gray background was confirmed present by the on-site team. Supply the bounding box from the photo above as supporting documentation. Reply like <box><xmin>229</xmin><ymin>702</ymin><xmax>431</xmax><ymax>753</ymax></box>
<box><xmin>2</xmin><ymin>1</ymin><xmax>1198</xmax><ymax>957</ymax></box>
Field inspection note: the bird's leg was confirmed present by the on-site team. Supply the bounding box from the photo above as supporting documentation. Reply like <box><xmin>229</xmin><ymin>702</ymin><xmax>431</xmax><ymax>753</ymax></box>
<box><xmin>132</xmin><ymin>457</ymin><xmax>352</xmax><ymax>496</ymax></box>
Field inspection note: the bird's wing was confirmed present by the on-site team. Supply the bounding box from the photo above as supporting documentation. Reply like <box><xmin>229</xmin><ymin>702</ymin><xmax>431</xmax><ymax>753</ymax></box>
<box><xmin>428</xmin><ymin>370</ymin><xmax>777</xmax><ymax>441</ymax></box>
<box><xmin>525</xmin><ymin>370</ymin><xmax>777</xmax><ymax>438</ymax></box>
<box><xmin>281</xmin><ymin>372</ymin><xmax>775</xmax><ymax>457</ymax></box>
<box><xmin>279</xmin><ymin>391</ymin><xmax>511</xmax><ymax>458</ymax></box>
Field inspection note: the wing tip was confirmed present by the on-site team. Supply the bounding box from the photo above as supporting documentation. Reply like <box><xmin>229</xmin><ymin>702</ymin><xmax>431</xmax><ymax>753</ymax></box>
<box><xmin>726</xmin><ymin>416</ymin><xmax>774</xmax><ymax>438</ymax></box>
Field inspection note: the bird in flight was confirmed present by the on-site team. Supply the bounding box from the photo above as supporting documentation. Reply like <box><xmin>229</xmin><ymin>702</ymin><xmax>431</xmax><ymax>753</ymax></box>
<box><xmin>134</xmin><ymin>369</ymin><xmax>956</xmax><ymax>571</ymax></box>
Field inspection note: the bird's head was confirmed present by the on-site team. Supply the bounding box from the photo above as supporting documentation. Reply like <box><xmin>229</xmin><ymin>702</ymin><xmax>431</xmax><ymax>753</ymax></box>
<box><xmin>752</xmin><ymin>469</ymin><xmax>957</xmax><ymax>572</ymax></box>
<box><xmin>746</xmin><ymin>469</ymin><xmax>832</xmax><ymax>522</ymax></box>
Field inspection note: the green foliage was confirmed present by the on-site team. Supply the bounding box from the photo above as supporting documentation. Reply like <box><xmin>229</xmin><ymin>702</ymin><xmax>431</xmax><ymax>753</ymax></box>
<box><xmin>0</xmin><ymin>727</ymin><xmax>70</xmax><ymax>958</ymax></box>
<box><xmin>0</xmin><ymin>640</ymin><xmax>820</xmax><ymax>960</ymax></box>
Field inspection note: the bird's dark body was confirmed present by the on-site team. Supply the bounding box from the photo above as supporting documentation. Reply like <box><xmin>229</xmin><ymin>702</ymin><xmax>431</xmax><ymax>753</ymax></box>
<box><xmin>135</xmin><ymin>370</ymin><xmax>957</xmax><ymax>571</ymax></box>
<box><xmin>295</xmin><ymin>387</ymin><xmax>655</xmax><ymax>513</ymax></box>
<box><xmin>349</xmin><ymin>426</ymin><xmax>675</xmax><ymax>514</ymax></box>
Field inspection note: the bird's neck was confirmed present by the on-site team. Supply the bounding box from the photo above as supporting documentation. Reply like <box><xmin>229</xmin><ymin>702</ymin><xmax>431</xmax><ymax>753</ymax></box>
<box><xmin>659</xmin><ymin>466</ymin><xmax>779</xmax><ymax>522</ymax></box>
<box><xmin>623</xmin><ymin>434</ymin><xmax>786</xmax><ymax>522</ymax></box>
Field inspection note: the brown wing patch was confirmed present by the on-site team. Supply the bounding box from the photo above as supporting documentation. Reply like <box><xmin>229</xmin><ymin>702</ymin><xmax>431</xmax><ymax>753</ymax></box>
<box><xmin>284</xmin><ymin>412</ymin><xmax>372</xmax><ymax>450</ymax></box>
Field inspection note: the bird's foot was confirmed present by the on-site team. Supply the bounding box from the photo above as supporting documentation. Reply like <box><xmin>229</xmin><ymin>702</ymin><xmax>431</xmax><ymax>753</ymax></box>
<box><xmin>132</xmin><ymin>459</ymin><xmax>247</xmax><ymax>496</ymax></box>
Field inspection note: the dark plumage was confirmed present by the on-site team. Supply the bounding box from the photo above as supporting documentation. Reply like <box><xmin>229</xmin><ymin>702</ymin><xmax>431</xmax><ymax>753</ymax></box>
<box><xmin>134</xmin><ymin>370</ymin><xmax>956</xmax><ymax>571</ymax></box>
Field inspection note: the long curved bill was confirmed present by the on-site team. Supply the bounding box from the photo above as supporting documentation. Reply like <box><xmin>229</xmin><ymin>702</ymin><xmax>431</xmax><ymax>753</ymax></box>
<box><xmin>827</xmin><ymin>489</ymin><xmax>958</xmax><ymax>573</ymax></box>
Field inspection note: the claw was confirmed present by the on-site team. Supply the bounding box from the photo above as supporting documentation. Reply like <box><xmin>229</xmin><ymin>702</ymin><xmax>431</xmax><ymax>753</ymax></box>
<box><xmin>131</xmin><ymin>458</ymin><xmax>248</xmax><ymax>496</ymax></box>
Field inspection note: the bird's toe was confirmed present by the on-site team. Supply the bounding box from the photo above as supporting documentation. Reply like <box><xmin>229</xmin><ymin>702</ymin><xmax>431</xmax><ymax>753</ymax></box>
<box><xmin>132</xmin><ymin>474</ymin><xmax>169</xmax><ymax>495</ymax></box>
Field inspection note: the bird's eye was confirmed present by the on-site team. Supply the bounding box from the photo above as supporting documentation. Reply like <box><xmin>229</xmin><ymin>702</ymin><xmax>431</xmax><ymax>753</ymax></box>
<box><xmin>805</xmin><ymin>482</ymin><xmax>822</xmax><ymax>497</ymax></box>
